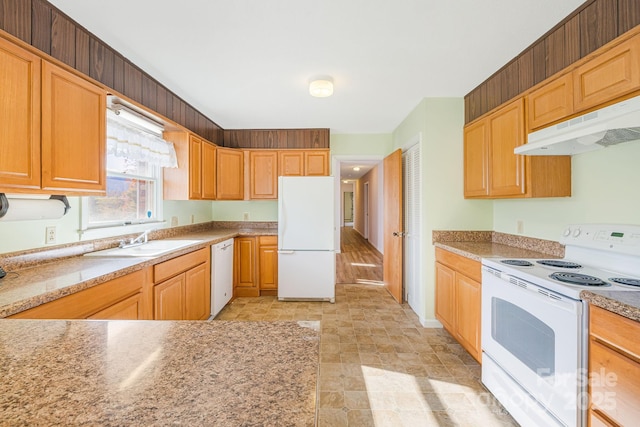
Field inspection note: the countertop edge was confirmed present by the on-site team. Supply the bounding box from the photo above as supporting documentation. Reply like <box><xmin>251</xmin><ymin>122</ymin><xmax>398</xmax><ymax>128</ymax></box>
<box><xmin>581</xmin><ymin>291</ymin><xmax>640</xmax><ymax>322</ymax></box>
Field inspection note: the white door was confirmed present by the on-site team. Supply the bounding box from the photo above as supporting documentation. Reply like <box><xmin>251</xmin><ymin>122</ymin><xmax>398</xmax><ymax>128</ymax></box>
<box><xmin>403</xmin><ymin>144</ymin><xmax>421</xmax><ymax>311</ymax></box>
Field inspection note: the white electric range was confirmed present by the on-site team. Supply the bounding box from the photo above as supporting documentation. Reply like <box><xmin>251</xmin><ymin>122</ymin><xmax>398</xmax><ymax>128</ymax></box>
<box><xmin>481</xmin><ymin>224</ymin><xmax>640</xmax><ymax>427</ymax></box>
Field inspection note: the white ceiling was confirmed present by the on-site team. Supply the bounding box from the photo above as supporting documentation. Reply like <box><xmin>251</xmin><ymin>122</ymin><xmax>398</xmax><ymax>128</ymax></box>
<box><xmin>49</xmin><ymin>0</ymin><xmax>586</xmax><ymax>134</ymax></box>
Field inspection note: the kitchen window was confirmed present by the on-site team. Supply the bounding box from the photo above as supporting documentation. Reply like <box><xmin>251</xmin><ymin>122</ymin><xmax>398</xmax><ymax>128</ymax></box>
<box><xmin>82</xmin><ymin>153</ymin><xmax>161</xmax><ymax>229</ymax></box>
<box><xmin>80</xmin><ymin>105</ymin><xmax>177</xmax><ymax>235</ymax></box>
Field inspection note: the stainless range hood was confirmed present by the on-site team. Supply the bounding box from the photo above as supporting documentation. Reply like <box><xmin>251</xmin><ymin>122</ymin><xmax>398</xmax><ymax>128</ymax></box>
<box><xmin>516</xmin><ymin>95</ymin><xmax>640</xmax><ymax>155</ymax></box>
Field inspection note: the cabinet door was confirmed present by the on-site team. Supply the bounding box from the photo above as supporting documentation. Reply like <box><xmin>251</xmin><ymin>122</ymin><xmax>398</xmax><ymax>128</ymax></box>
<box><xmin>574</xmin><ymin>33</ymin><xmax>640</xmax><ymax>112</ymax></box>
<box><xmin>88</xmin><ymin>293</ymin><xmax>144</xmax><ymax>320</ymax></box>
<box><xmin>463</xmin><ymin>119</ymin><xmax>489</xmax><ymax>198</ymax></box>
<box><xmin>279</xmin><ymin>151</ymin><xmax>304</xmax><ymax>176</ymax></box>
<box><xmin>435</xmin><ymin>262</ymin><xmax>456</xmax><ymax>333</ymax></box>
<box><xmin>154</xmin><ymin>274</ymin><xmax>185</xmax><ymax>320</ymax></box>
<box><xmin>304</xmin><ymin>150</ymin><xmax>329</xmax><ymax>176</ymax></box>
<box><xmin>41</xmin><ymin>61</ymin><xmax>106</xmax><ymax>194</ymax></box>
<box><xmin>527</xmin><ymin>73</ymin><xmax>574</xmax><ymax>131</ymax></box>
<box><xmin>488</xmin><ymin>98</ymin><xmax>526</xmax><ymax>197</ymax></box>
<box><xmin>216</xmin><ymin>148</ymin><xmax>244</xmax><ymax>200</ymax></box>
<box><xmin>249</xmin><ymin>151</ymin><xmax>278</xmax><ymax>199</ymax></box>
<box><xmin>0</xmin><ymin>37</ymin><xmax>41</xmax><ymax>192</ymax></box>
<box><xmin>202</xmin><ymin>141</ymin><xmax>217</xmax><ymax>200</ymax></box>
<box><xmin>184</xmin><ymin>262</ymin><xmax>210</xmax><ymax>320</ymax></box>
<box><xmin>189</xmin><ymin>135</ymin><xmax>203</xmax><ymax>199</ymax></box>
<box><xmin>455</xmin><ymin>274</ymin><xmax>481</xmax><ymax>362</ymax></box>
<box><xmin>234</xmin><ymin>237</ymin><xmax>258</xmax><ymax>297</ymax></box>
<box><xmin>258</xmin><ymin>236</ymin><xmax>278</xmax><ymax>290</ymax></box>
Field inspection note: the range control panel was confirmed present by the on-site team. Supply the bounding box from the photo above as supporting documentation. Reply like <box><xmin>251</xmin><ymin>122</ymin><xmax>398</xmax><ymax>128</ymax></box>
<box><xmin>560</xmin><ymin>224</ymin><xmax>640</xmax><ymax>255</ymax></box>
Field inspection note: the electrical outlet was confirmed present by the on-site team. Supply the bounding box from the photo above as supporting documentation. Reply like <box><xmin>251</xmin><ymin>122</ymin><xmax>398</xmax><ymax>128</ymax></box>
<box><xmin>191</xmin><ymin>214</ymin><xmax>195</xmax><ymax>224</ymax></box>
<box><xmin>45</xmin><ymin>226</ymin><xmax>56</xmax><ymax>244</ymax></box>
<box><xmin>170</xmin><ymin>216</ymin><xmax>178</xmax><ymax>227</ymax></box>
<box><xmin>243</xmin><ymin>212</ymin><xmax>250</xmax><ymax>221</ymax></box>
<box><xmin>516</xmin><ymin>220</ymin><xmax>524</xmax><ymax>234</ymax></box>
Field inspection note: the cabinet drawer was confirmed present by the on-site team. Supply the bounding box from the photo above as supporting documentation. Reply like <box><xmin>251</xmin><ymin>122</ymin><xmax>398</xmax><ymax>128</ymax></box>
<box><xmin>589</xmin><ymin>339</ymin><xmax>640</xmax><ymax>426</ymax></box>
<box><xmin>590</xmin><ymin>305</ymin><xmax>640</xmax><ymax>360</ymax></box>
<box><xmin>153</xmin><ymin>248</ymin><xmax>208</xmax><ymax>283</ymax></box>
<box><xmin>10</xmin><ymin>269</ymin><xmax>146</xmax><ymax>319</ymax></box>
<box><xmin>435</xmin><ymin>248</ymin><xmax>481</xmax><ymax>283</ymax></box>
<box><xmin>573</xmin><ymin>33</ymin><xmax>640</xmax><ymax>112</ymax></box>
<box><xmin>258</xmin><ymin>235</ymin><xmax>278</xmax><ymax>246</ymax></box>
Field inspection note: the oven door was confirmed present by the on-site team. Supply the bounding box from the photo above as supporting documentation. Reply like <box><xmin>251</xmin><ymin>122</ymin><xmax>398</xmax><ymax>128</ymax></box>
<box><xmin>481</xmin><ymin>266</ymin><xmax>585</xmax><ymax>427</ymax></box>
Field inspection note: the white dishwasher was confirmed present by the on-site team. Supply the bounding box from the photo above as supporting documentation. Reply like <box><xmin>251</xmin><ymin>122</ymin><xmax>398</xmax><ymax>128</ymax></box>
<box><xmin>210</xmin><ymin>238</ymin><xmax>234</xmax><ymax>318</ymax></box>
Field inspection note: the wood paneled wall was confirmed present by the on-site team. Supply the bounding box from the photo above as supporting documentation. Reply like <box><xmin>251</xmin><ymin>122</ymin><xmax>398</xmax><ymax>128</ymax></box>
<box><xmin>465</xmin><ymin>0</ymin><xmax>640</xmax><ymax>123</ymax></box>
<box><xmin>0</xmin><ymin>0</ymin><xmax>223</xmax><ymax>143</ymax></box>
<box><xmin>223</xmin><ymin>129</ymin><xmax>329</xmax><ymax>149</ymax></box>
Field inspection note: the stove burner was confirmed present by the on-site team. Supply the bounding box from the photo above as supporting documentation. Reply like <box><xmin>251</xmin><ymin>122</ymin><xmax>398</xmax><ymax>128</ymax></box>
<box><xmin>500</xmin><ymin>259</ymin><xmax>534</xmax><ymax>267</ymax></box>
<box><xmin>537</xmin><ymin>260</ymin><xmax>582</xmax><ymax>269</ymax></box>
<box><xmin>550</xmin><ymin>272</ymin><xmax>609</xmax><ymax>286</ymax></box>
<box><xmin>610</xmin><ymin>277</ymin><xmax>640</xmax><ymax>287</ymax></box>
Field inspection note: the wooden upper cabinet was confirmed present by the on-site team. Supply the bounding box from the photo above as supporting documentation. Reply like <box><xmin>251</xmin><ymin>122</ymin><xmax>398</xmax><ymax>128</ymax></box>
<box><xmin>248</xmin><ymin>150</ymin><xmax>278</xmax><ymax>199</ymax></box>
<box><xmin>279</xmin><ymin>151</ymin><xmax>304</xmax><ymax>176</ymax></box>
<box><xmin>463</xmin><ymin>120</ymin><xmax>489</xmax><ymax>197</ymax></box>
<box><xmin>0</xmin><ymin>37</ymin><xmax>41</xmax><ymax>192</ymax></box>
<box><xmin>464</xmin><ymin>97</ymin><xmax>571</xmax><ymax>199</ymax></box>
<box><xmin>527</xmin><ymin>73</ymin><xmax>574</xmax><ymax>131</ymax></box>
<box><xmin>216</xmin><ymin>147</ymin><xmax>244</xmax><ymax>200</ymax></box>
<box><xmin>489</xmin><ymin>98</ymin><xmax>526</xmax><ymax>197</ymax></box>
<box><xmin>41</xmin><ymin>60</ymin><xmax>106</xmax><ymax>194</ymax></box>
<box><xmin>304</xmin><ymin>150</ymin><xmax>329</xmax><ymax>176</ymax></box>
<box><xmin>163</xmin><ymin>131</ymin><xmax>216</xmax><ymax>200</ymax></box>
<box><xmin>574</xmin><ymin>33</ymin><xmax>640</xmax><ymax>112</ymax></box>
<box><xmin>188</xmin><ymin>135</ymin><xmax>203</xmax><ymax>199</ymax></box>
<box><xmin>202</xmin><ymin>141</ymin><xmax>217</xmax><ymax>200</ymax></box>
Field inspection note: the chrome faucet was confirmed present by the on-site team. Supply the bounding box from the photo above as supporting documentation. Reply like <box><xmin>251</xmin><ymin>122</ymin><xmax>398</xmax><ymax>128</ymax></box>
<box><xmin>119</xmin><ymin>230</ymin><xmax>151</xmax><ymax>248</ymax></box>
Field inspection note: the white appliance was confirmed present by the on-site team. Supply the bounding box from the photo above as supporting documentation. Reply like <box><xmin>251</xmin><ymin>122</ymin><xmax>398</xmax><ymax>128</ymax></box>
<box><xmin>517</xmin><ymin>94</ymin><xmax>640</xmax><ymax>155</ymax></box>
<box><xmin>211</xmin><ymin>238</ymin><xmax>234</xmax><ymax>318</ymax></box>
<box><xmin>481</xmin><ymin>224</ymin><xmax>640</xmax><ymax>427</ymax></box>
<box><xmin>278</xmin><ymin>176</ymin><xmax>335</xmax><ymax>302</ymax></box>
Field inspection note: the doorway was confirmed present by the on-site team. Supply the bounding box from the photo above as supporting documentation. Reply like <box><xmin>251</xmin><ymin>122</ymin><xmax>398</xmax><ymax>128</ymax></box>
<box><xmin>363</xmin><ymin>182</ymin><xmax>369</xmax><ymax>239</ymax></box>
<box><xmin>402</xmin><ymin>140</ymin><xmax>421</xmax><ymax>314</ymax></box>
<box><xmin>343</xmin><ymin>191</ymin><xmax>354</xmax><ymax>226</ymax></box>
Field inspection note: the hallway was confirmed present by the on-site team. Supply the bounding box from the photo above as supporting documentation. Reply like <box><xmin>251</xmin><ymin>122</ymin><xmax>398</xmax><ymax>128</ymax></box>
<box><xmin>217</xmin><ymin>284</ymin><xmax>515</xmax><ymax>426</ymax></box>
<box><xmin>336</xmin><ymin>227</ymin><xmax>383</xmax><ymax>285</ymax></box>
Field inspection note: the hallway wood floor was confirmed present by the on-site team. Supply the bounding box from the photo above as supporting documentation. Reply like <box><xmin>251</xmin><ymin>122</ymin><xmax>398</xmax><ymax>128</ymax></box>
<box><xmin>336</xmin><ymin>227</ymin><xmax>383</xmax><ymax>284</ymax></box>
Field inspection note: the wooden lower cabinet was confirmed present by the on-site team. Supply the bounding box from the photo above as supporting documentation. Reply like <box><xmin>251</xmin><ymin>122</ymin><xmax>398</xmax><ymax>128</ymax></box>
<box><xmin>88</xmin><ymin>293</ymin><xmax>144</xmax><ymax>320</ymax></box>
<box><xmin>435</xmin><ymin>248</ymin><xmax>481</xmax><ymax>363</ymax></box>
<box><xmin>588</xmin><ymin>305</ymin><xmax>640</xmax><ymax>427</ymax></box>
<box><xmin>153</xmin><ymin>248</ymin><xmax>210</xmax><ymax>320</ymax></box>
<box><xmin>234</xmin><ymin>235</ymin><xmax>278</xmax><ymax>297</ymax></box>
<box><xmin>9</xmin><ymin>268</ymin><xmax>151</xmax><ymax>319</ymax></box>
<box><xmin>258</xmin><ymin>236</ymin><xmax>278</xmax><ymax>294</ymax></box>
<box><xmin>234</xmin><ymin>237</ymin><xmax>258</xmax><ymax>297</ymax></box>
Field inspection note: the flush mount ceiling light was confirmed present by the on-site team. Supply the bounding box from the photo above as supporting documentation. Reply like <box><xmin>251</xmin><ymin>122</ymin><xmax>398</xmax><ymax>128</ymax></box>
<box><xmin>353</xmin><ymin>167</ymin><xmax>360</xmax><ymax>171</ymax></box>
<box><xmin>309</xmin><ymin>76</ymin><xmax>334</xmax><ymax>98</ymax></box>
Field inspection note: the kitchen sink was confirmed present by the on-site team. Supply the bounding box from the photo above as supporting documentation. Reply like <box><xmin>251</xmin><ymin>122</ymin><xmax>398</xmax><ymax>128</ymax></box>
<box><xmin>84</xmin><ymin>239</ymin><xmax>202</xmax><ymax>257</ymax></box>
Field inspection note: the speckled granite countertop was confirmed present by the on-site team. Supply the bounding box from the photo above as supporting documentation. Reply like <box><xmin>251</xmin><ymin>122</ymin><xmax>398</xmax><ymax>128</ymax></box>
<box><xmin>432</xmin><ymin>230</ymin><xmax>564</xmax><ymax>262</ymax></box>
<box><xmin>0</xmin><ymin>319</ymin><xmax>319</xmax><ymax>426</ymax></box>
<box><xmin>0</xmin><ymin>226</ymin><xmax>276</xmax><ymax>318</ymax></box>
<box><xmin>581</xmin><ymin>291</ymin><xmax>640</xmax><ymax>322</ymax></box>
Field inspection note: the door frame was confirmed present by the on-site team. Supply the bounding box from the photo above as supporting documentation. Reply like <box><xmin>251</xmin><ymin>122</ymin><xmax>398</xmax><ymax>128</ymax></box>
<box><xmin>363</xmin><ymin>182</ymin><xmax>369</xmax><ymax>239</ymax></box>
<box><xmin>332</xmin><ymin>154</ymin><xmax>384</xmax><ymax>253</ymax></box>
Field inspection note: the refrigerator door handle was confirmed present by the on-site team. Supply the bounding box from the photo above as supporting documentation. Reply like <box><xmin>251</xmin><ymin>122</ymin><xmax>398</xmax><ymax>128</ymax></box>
<box><xmin>278</xmin><ymin>250</ymin><xmax>295</xmax><ymax>254</ymax></box>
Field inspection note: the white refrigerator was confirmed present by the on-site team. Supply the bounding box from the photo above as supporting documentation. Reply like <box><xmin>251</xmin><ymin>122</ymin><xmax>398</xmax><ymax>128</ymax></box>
<box><xmin>278</xmin><ymin>176</ymin><xmax>335</xmax><ymax>302</ymax></box>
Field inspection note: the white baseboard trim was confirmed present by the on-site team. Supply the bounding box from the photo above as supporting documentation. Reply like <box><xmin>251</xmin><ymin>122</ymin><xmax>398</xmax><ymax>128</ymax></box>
<box><xmin>420</xmin><ymin>318</ymin><xmax>443</xmax><ymax>328</ymax></box>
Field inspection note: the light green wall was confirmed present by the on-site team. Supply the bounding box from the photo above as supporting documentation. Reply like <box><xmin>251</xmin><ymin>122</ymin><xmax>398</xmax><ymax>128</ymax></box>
<box><xmin>211</xmin><ymin>201</ymin><xmax>278</xmax><ymax>221</ymax></box>
<box><xmin>494</xmin><ymin>140</ymin><xmax>640</xmax><ymax>240</ymax></box>
<box><xmin>0</xmin><ymin>198</ymin><xmax>215</xmax><ymax>254</ymax></box>
<box><xmin>392</xmin><ymin>98</ymin><xmax>493</xmax><ymax>326</ymax></box>
<box><xmin>330</xmin><ymin>133</ymin><xmax>393</xmax><ymax>156</ymax></box>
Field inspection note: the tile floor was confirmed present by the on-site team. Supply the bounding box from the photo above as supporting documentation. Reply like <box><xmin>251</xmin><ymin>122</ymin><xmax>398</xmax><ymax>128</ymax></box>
<box><xmin>216</xmin><ymin>284</ymin><xmax>517</xmax><ymax>426</ymax></box>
